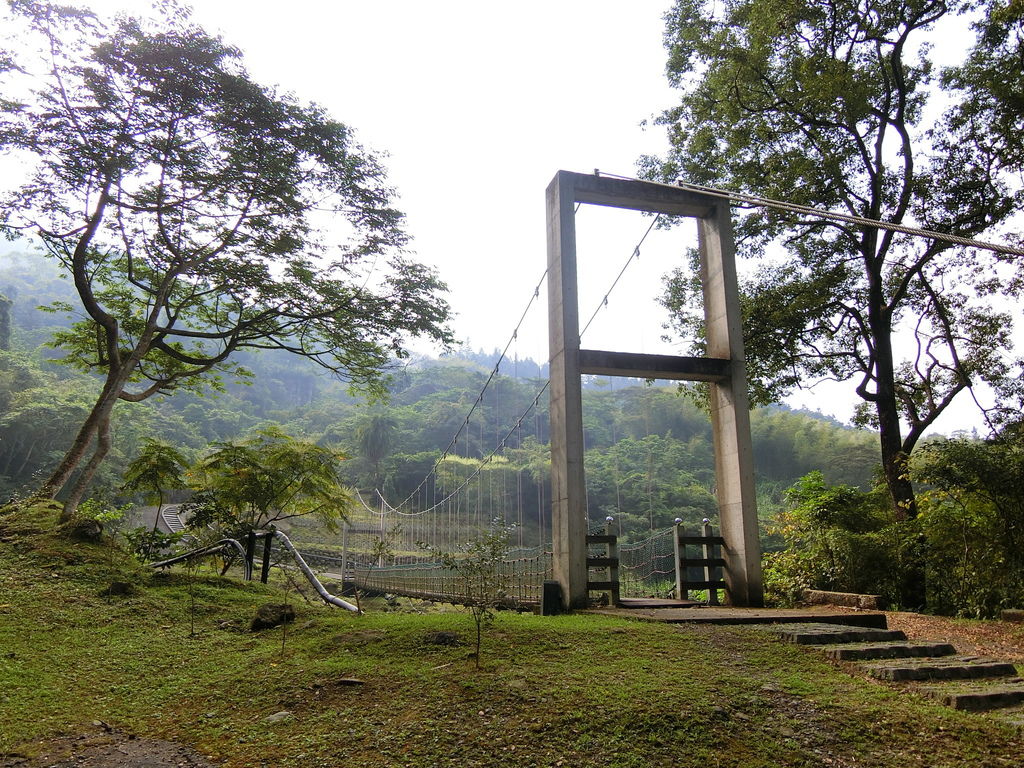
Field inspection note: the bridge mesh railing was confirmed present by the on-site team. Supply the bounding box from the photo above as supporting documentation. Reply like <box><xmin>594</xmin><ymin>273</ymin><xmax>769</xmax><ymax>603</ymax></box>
<box><xmin>353</xmin><ymin>545</ymin><xmax>553</xmax><ymax>607</ymax></box>
<box><xmin>299</xmin><ymin>527</ymin><xmax>681</xmax><ymax>605</ymax></box>
<box><xmin>618</xmin><ymin>529</ymin><xmax>677</xmax><ymax>599</ymax></box>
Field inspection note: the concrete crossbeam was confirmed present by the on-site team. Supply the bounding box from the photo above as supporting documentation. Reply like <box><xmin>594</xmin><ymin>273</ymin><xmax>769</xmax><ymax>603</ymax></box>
<box><xmin>579</xmin><ymin>349</ymin><xmax>729</xmax><ymax>381</ymax></box>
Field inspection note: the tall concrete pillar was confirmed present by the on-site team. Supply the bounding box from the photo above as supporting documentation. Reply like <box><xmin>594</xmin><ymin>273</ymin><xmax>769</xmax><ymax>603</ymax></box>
<box><xmin>699</xmin><ymin>205</ymin><xmax>763</xmax><ymax>606</ymax></box>
<box><xmin>546</xmin><ymin>172</ymin><xmax>588</xmax><ymax>609</ymax></box>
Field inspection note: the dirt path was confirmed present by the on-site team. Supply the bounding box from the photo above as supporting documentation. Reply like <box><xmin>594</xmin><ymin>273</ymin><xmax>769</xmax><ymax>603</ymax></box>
<box><xmin>1</xmin><ymin>726</ymin><xmax>219</xmax><ymax>768</ymax></box>
<box><xmin>883</xmin><ymin>611</ymin><xmax>1024</xmax><ymax>663</ymax></box>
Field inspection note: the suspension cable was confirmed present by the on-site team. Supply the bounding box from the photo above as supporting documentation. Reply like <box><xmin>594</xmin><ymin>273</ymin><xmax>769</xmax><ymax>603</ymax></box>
<box><xmin>370</xmin><ymin>267</ymin><xmax>549</xmax><ymax>515</ymax></box>
<box><xmin>359</xmin><ymin>380</ymin><xmax>551</xmax><ymax>518</ymax></box>
<box><xmin>595</xmin><ymin>170</ymin><xmax>1024</xmax><ymax>258</ymax></box>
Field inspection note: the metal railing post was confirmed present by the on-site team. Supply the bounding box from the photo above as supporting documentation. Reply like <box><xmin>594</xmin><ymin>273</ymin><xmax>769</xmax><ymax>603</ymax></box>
<box><xmin>341</xmin><ymin>521</ymin><xmax>349</xmax><ymax>583</ymax></box>
<box><xmin>244</xmin><ymin>530</ymin><xmax>256</xmax><ymax>582</ymax></box>
<box><xmin>260</xmin><ymin>530</ymin><xmax>273</xmax><ymax>584</ymax></box>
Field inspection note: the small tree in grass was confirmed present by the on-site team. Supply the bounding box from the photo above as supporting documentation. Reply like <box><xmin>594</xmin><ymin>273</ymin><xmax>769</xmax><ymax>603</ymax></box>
<box><xmin>185</xmin><ymin>427</ymin><xmax>354</xmax><ymax>536</ymax></box>
<box><xmin>429</xmin><ymin>523</ymin><xmax>512</xmax><ymax>669</ymax></box>
<box><xmin>121</xmin><ymin>439</ymin><xmax>188</xmax><ymax>560</ymax></box>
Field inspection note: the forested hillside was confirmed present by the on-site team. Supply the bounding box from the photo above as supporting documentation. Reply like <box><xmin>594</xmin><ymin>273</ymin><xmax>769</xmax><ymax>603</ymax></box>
<box><xmin>1</xmin><ymin>248</ymin><xmax>879</xmax><ymax>544</ymax></box>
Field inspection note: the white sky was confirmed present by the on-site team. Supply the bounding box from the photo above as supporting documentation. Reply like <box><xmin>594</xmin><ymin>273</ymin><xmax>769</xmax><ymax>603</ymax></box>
<box><xmin>4</xmin><ymin>1</ymin><xmax>1009</xmax><ymax>433</ymax></box>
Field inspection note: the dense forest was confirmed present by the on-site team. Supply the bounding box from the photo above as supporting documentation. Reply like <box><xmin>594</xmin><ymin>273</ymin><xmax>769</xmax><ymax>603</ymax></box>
<box><xmin>0</xmin><ymin>247</ymin><xmax>880</xmax><ymax>549</ymax></box>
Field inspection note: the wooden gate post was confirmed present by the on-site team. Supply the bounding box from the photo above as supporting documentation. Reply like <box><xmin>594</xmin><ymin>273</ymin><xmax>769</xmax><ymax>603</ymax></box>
<box><xmin>673</xmin><ymin>518</ymin><xmax>686</xmax><ymax>601</ymax></box>
<box><xmin>702</xmin><ymin>518</ymin><xmax>721</xmax><ymax>606</ymax></box>
<box><xmin>605</xmin><ymin>517</ymin><xmax>620</xmax><ymax>606</ymax></box>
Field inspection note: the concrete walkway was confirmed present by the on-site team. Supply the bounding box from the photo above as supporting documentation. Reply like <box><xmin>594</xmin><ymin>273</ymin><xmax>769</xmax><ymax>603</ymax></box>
<box><xmin>585</xmin><ymin>604</ymin><xmax>888</xmax><ymax>628</ymax></box>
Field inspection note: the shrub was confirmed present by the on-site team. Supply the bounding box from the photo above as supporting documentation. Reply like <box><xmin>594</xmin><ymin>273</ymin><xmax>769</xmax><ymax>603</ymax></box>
<box><xmin>763</xmin><ymin>472</ymin><xmax>901</xmax><ymax>606</ymax></box>
<box><xmin>911</xmin><ymin>432</ymin><xmax>1024</xmax><ymax>618</ymax></box>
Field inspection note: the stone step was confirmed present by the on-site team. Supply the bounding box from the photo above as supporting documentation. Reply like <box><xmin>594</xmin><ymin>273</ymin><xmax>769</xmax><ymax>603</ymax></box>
<box><xmin>865</xmin><ymin>657</ymin><xmax>1019</xmax><ymax>682</ymax></box>
<box><xmin>823</xmin><ymin>642</ymin><xmax>957</xmax><ymax>661</ymax></box>
<box><xmin>988</xmin><ymin>702</ymin><xmax>1024</xmax><ymax>726</ymax></box>
<box><xmin>774</xmin><ymin>623</ymin><xmax>907</xmax><ymax>645</ymax></box>
<box><xmin>918</xmin><ymin>680</ymin><xmax>1024</xmax><ymax>711</ymax></box>
<box><xmin>161</xmin><ymin>510</ymin><xmax>186</xmax><ymax>533</ymax></box>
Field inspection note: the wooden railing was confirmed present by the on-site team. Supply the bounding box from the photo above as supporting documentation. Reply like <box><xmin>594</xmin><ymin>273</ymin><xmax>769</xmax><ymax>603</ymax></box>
<box><xmin>673</xmin><ymin>519</ymin><xmax>727</xmax><ymax>604</ymax></box>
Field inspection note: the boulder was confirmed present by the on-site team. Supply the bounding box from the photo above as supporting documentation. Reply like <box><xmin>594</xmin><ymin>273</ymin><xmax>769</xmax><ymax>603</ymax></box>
<box><xmin>250</xmin><ymin>603</ymin><xmax>296</xmax><ymax>631</ymax></box>
<box><xmin>263</xmin><ymin>711</ymin><xmax>293</xmax><ymax>724</ymax></box>
<box><xmin>424</xmin><ymin>630</ymin><xmax>462</xmax><ymax>646</ymax></box>
<box><xmin>100</xmin><ymin>581</ymin><xmax>137</xmax><ymax>597</ymax></box>
<box><xmin>65</xmin><ymin>517</ymin><xmax>103</xmax><ymax>542</ymax></box>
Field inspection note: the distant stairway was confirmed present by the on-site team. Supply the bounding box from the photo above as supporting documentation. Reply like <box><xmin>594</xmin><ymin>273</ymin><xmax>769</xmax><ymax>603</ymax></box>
<box><xmin>774</xmin><ymin>623</ymin><xmax>1024</xmax><ymax>716</ymax></box>
<box><xmin>160</xmin><ymin>506</ymin><xmax>186</xmax><ymax>534</ymax></box>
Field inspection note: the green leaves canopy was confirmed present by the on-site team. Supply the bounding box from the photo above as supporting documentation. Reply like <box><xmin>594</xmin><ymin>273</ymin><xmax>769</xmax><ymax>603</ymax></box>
<box><xmin>2</xmin><ymin>1</ymin><xmax>452</xmax><ymax>395</ymax></box>
<box><xmin>189</xmin><ymin>427</ymin><xmax>354</xmax><ymax>533</ymax></box>
<box><xmin>648</xmin><ymin>0</ymin><xmax>1024</xmax><ymax>515</ymax></box>
<box><xmin>0</xmin><ymin>1</ymin><xmax>453</xmax><ymax>509</ymax></box>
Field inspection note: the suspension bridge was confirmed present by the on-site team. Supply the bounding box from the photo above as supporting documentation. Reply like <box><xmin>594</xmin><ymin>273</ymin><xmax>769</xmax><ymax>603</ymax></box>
<box><xmin>156</xmin><ymin>171</ymin><xmax>1024</xmax><ymax>614</ymax></box>
<box><xmin>148</xmin><ymin>172</ymin><xmax>754</xmax><ymax>612</ymax></box>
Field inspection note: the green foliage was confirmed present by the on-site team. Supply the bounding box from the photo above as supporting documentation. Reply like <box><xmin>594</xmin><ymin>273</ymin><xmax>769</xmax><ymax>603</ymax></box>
<box><xmin>76</xmin><ymin>498</ymin><xmax>131</xmax><ymax>526</ymax></box>
<box><xmin>426</xmin><ymin>523</ymin><xmax>513</xmax><ymax>669</ymax></box>
<box><xmin>0</xmin><ymin>1</ymin><xmax>453</xmax><ymax>508</ymax></box>
<box><xmin>1</xmin><ymin>314</ymin><xmax>883</xmax><ymax>547</ymax></box>
<box><xmin>0</xmin><ymin>292</ymin><xmax>10</xmax><ymax>350</ymax></box>
<box><xmin>585</xmin><ymin>434</ymin><xmax>716</xmax><ymax>533</ymax></box>
<box><xmin>187</xmin><ymin>427</ymin><xmax>354</xmax><ymax>535</ymax></box>
<box><xmin>911</xmin><ymin>430</ymin><xmax>1024</xmax><ymax>617</ymax></box>
<box><xmin>764</xmin><ymin>472</ymin><xmax>901</xmax><ymax>606</ymax></box>
<box><xmin>122</xmin><ymin>439</ymin><xmax>189</xmax><ymax>504</ymax></box>
<box><xmin>943</xmin><ymin>1</ymin><xmax>1024</xmax><ymax>174</ymax></box>
<box><xmin>121</xmin><ymin>526</ymin><xmax>184</xmax><ymax>562</ymax></box>
<box><xmin>121</xmin><ymin>438</ymin><xmax>188</xmax><ymax>559</ymax></box>
<box><xmin>649</xmin><ymin>0</ymin><xmax>1024</xmax><ymax>516</ymax></box>
<box><xmin>768</xmin><ymin>432</ymin><xmax>1024</xmax><ymax>616</ymax></box>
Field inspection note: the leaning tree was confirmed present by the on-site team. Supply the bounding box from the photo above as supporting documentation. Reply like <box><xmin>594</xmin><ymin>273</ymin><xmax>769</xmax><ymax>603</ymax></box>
<box><xmin>646</xmin><ymin>0</ymin><xmax>1024</xmax><ymax>517</ymax></box>
<box><xmin>0</xmin><ymin>1</ymin><xmax>453</xmax><ymax>518</ymax></box>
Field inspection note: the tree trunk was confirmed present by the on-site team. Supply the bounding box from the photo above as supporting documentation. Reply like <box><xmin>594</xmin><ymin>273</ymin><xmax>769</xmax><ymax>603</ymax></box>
<box><xmin>35</xmin><ymin>409</ymin><xmax>104</xmax><ymax>501</ymax></box>
<box><xmin>60</xmin><ymin>407</ymin><xmax>114</xmax><ymax>521</ymax></box>
<box><xmin>144</xmin><ymin>489</ymin><xmax>165</xmax><ymax>561</ymax></box>
<box><xmin>873</xmin><ymin>346</ymin><xmax>918</xmax><ymax>520</ymax></box>
<box><xmin>37</xmin><ymin>364</ymin><xmax>125</xmax><ymax>507</ymax></box>
<box><xmin>879</xmin><ymin>420</ymin><xmax>917</xmax><ymax>518</ymax></box>
<box><xmin>15</xmin><ymin>439</ymin><xmax>36</xmax><ymax>477</ymax></box>
<box><xmin>865</xmin><ymin>260</ymin><xmax>918</xmax><ymax>520</ymax></box>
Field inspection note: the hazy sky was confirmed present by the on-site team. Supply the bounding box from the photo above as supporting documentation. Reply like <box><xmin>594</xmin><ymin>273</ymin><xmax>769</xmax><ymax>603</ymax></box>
<box><xmin>3</xmin><ymin>1</ymin><xmax>1004</xmax><ymax>432</ymax></box>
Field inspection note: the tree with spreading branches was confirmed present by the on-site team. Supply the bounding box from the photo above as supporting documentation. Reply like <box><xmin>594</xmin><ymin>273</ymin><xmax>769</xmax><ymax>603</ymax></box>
<box><xmin>646</xmin><ymin>0</ymin><xmax>1024</xmax><ymax>518</ymax></box>
<box><xmin>186</xmin><ymin>427</ymin><xmax>354</xmax><ymax>535</ymax></box>
<box><xmin>0</xmin><ymin>1</ymin><xmax>453</xmax><ymax>518</ymax></box>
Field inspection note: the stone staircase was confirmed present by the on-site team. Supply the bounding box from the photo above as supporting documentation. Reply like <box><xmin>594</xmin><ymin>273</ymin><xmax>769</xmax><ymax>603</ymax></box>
<box><xmin>774</xmin><ymin>623</ymin><xmax>1024</xmax><ymax>714</ymax></box>
<box><xmin>160</xmin><ymin>506</ymin><xmax>186</xmax><ymax>533</ymax></box>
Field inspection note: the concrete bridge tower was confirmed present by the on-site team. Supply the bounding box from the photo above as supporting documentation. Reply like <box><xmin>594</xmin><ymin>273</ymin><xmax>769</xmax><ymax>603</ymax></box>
<box><xmin>546</xmin><ymin>171</ymin><xmax>763</xmax><ymax>609</ymax></box>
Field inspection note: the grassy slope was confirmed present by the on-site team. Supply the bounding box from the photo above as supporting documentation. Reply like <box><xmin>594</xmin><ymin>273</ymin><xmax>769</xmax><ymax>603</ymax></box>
<box><xmin>1</xmin><ymin>503</ymin><xmax>1022</xmax><ymax>768</ymax></box>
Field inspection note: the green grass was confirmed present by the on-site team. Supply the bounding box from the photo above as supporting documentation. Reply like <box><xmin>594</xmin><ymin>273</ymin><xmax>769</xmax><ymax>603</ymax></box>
<box><xmin>2</xmin><ymin>501</ymin><xmax>1023</xmax><ymax>767</ymax></box>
